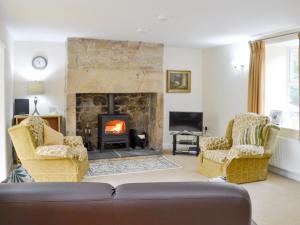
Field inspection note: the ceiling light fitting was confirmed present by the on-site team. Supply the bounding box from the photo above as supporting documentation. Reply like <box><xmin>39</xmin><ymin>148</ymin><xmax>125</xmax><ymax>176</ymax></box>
<box><xmin>158</xmin><ymin>15</ymin><xmax>168</xmax><ymax>21</ymax></box>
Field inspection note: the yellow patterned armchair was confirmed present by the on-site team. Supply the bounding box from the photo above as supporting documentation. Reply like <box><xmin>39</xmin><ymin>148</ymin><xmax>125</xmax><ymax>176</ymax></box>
<box><xmin>197</xmin><ymin>113</ymin><xmax>280</xmax><ymax>183</ymax></box>
<box><xmin>9</xmin><ymin>116</ymin><xmax>89</xmax><ymax>182</ymax></box>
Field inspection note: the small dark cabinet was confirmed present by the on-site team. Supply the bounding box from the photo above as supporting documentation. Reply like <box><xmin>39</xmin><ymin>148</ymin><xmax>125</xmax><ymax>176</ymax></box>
<box><xmin>172</xmin><ymin>132</ymin><xmax>201</xmax><ymax>156</ymax></box>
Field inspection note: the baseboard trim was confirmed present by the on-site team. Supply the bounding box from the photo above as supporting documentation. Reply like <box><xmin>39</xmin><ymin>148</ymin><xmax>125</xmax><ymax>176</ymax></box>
<box><xmin>269</xmin><ymin>165</ymin><xmax>300</xmax><ymax>182</ymax></box>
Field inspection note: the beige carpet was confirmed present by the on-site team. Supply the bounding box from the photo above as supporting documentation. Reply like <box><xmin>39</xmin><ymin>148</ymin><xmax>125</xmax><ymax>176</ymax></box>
<box><xmin>84</xmin><ymin>151</ymin><xmax>300</xmax><ymax>225</ymax></box>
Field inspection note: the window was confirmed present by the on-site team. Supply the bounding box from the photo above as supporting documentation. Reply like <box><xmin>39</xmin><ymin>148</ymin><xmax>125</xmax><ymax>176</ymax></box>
<box><xmin>265</xmin><ymin>38</ymin><xmax>299</xmax><ymax>130</ymax></box>
<box><xmin>288</xmin><ymin>48</ymin><xmax>299</xmax><ymax>128</ymax></box>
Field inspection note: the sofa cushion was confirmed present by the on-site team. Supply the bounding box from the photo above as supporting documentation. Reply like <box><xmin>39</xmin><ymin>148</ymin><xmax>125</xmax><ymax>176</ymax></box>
<box><xmin>203</xmin><ymin>150</ymin><xmax>229</xmax><ymax>163</ymax></box>
<box><xmin>237</xmin><ymin>124</ymin><xmax>264</xmax><ymax>146</ymax></box>
<box><xmin>44</xmin><ymin>125</ymin><xmax>64</xmax><ymax>145</ymax></box>
<box><xmin>232</xmin><ymin>113</ymin><xmax>269</xmax><ymax>145</ymax></box>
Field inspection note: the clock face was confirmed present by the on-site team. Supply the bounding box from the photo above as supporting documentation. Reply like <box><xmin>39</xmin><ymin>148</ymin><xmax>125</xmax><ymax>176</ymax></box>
<box><xmin>32</xmin><ymin>56</ymin><xmax>47</xmax><ymax>70</ymax></box>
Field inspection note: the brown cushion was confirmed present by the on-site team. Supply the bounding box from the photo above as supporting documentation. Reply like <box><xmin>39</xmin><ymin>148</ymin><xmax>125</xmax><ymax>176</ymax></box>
<box><xmin>44</xmin><ymin>125</ymin><xmax>64</xmax><ymax>145</ymax></box>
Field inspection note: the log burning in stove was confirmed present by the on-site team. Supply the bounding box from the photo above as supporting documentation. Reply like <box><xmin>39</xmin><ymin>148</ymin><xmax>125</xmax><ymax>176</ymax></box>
<box><xmin>98</xmin><ymin>94</ymin><xmax>129</xmax><ymax>151</ymax></box>
<box><xmin>105</xmin><ymin>120</ymin><xmax>126</xmax><ymax>134</ymax></box>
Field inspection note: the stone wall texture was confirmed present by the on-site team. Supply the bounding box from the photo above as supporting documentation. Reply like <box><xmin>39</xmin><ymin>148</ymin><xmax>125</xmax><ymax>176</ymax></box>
<box><xmin>66</xmin><ymin>38</ymin><xmax>163</xmax><ymax>94</ymax></box>
<box><xmin>66</xmin><ymin>38</ymin><xmax>164</xmax><ymax>150</ymax></box>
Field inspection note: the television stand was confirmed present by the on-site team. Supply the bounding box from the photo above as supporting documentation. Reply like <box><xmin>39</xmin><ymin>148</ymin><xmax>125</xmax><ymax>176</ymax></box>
<box><xmin>171</xmin><ymin>131</ymin><xmax>201</xmax><ymax>156</ymax></box>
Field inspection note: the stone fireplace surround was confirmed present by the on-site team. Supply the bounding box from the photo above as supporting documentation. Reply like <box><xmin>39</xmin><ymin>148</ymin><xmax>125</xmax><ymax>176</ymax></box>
<box><xmin>66</xmin><ymin>38</ymin><xmax>164</xmax><ymax>150</ymax></box>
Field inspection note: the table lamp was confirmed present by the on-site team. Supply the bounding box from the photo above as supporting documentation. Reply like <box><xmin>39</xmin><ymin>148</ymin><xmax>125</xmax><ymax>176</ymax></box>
<box><xmin>27</xmin><ymin>81</ymin><xmax>44</xmax><ymax>115</ymax></box>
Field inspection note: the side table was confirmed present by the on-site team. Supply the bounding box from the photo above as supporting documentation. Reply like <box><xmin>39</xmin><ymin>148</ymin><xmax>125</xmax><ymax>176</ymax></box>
<box><xmin>171</xmin><ymin>131</ymin><xmax>202</xmax><ymax>156</ymax></box>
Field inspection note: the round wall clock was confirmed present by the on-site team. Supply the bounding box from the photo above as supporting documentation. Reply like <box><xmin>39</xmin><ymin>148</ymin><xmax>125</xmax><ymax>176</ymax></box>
<box><xmin>32</xmin><ymin>56</ymin><xmax>48</xmax><ymax>70</ymax></box>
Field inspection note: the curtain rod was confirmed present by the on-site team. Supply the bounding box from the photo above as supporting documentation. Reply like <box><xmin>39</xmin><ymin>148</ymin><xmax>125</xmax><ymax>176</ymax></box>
<box><xmin>252</xmin><ymin>30</ymin><xmax>300</xmax><ymax>42</ymax></box>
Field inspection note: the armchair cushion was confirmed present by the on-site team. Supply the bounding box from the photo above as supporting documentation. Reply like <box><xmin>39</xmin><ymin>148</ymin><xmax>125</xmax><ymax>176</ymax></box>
<box><xmin>202</xmin><ymin>145</ymin><xmax>264</xmax><ymax>164</ymax></box>
<box><xmin>203</xmin><ymin>150</ymin><xmax>229</xmax><ymax>163</ymax></box>
<box><xmin>36</xmin><ymin>145</ymin><xmax>87</xmax><ymax>161</ymax></box>
<box><xmin>44</xmin><ymin>125</ymin><xmax>64</xmax><ymax>145</ymax></box>
<box><xmin>227</xmin><ymin>145</ymin><xmax>264</xmax><ymax>159</ymax></box>
<box><xmin>237</xmin><ymin>124</ymin><xmax>264</xmax><ymax>146</ymax></box>
<box><xmin>200</xmin><ymin>137</ymin><xmax>230</xmax><ymax>150</ymax></box>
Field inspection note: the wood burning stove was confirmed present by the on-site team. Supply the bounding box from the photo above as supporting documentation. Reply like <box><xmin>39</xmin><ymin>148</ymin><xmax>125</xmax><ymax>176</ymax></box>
<box><xmin>98</xmin><ymin>94</ymin><xmax>129</xmax><ymax>151</ymax></box>
<box><xmin>98</xmin><ymin>114</ymin><xmax>129</xmax><ymax>151</ymax></box>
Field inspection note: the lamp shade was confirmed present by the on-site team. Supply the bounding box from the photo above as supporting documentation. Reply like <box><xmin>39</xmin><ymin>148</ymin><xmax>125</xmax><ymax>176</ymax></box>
<box><xmin>27</xmin><ymin>81</ymin><xmax>44</xmax><ymax>95</ymax></box>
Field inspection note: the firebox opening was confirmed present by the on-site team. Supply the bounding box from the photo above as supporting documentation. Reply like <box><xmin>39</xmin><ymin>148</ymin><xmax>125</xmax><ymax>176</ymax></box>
<box><xmin>105</xmin><ymin>120</ymin><xmax>126</xmax><ymax>135</ymax></box>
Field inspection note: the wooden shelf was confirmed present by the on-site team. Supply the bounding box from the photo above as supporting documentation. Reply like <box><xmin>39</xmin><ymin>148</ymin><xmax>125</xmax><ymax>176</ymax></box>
<box><xmin>15</xmin><ymin>114</ymin><xmax>62</xmax><ymax>132</ymax></box>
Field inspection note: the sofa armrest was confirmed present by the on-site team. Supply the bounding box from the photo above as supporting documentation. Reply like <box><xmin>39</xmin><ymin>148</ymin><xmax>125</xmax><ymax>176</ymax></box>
<box><xmin>200</xmin><ymin>137</ymin><xmax>230</xmax><ymax>150</ymax></box>
<box><xmin>64</xmin><ymin>136</ymin><xmax>84</xmax><ymax>148</ymax></box>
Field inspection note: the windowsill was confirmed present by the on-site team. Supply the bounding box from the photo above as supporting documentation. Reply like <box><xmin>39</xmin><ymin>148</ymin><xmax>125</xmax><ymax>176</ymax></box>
<box><xmin>278</xmin><ymin>127</ymin><xmax>299</xmax><ymax>141</ymax></box>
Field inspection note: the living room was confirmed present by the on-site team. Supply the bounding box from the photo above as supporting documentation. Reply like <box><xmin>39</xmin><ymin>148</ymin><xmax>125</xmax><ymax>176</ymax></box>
<box><xmin>0</xmin><ymin>1</ymin><xmax>300</xmax><ymax>225</ymax></box>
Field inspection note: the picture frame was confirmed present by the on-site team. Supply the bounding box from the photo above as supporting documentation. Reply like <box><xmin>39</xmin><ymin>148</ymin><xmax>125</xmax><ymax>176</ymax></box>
<box><xmin>269</xmin><ymin>110</ymin><xmax>282</xmax><ymax>125</ymax></box>
<box><xmin>166</xmin><ymin>70</ymin><xmax>191</xmax><ymax>93</ymax></box>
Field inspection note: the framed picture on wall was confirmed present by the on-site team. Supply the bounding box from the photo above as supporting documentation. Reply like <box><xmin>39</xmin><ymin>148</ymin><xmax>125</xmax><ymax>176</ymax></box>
<box><xmin>166</xmin><ymin>70</ymin><xmax>191</xmax><ymax>93</ymax></box>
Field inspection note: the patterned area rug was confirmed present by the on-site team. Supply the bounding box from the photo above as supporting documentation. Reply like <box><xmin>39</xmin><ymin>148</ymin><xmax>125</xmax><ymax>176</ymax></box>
<box><xmin>2</xmin><ymin>165</ymin><xmax>34</xmax><ymax>183</ymax></box>
<box><xmin>86</xmin><ymin>155</ymin><xmax>181</xmax><ymax>177</ymax></box>
<box><xmin>88</xmin><ymin>148</ymin><xmax>161</xmax><ymax>160</ymax></box>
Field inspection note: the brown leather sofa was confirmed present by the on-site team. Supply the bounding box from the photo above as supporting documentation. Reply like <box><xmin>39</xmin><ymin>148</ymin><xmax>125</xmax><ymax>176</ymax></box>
<box><xmin>0</xmin><ymin>182</ymin><xmax>252</xmax><ymax>225</ymax></box>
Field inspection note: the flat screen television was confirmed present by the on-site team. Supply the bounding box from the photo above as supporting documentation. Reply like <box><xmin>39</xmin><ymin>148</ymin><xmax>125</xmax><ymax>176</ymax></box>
<box><xmin>169</xmin><ymin>111</ymin><xmax>203</xmax><ymax>132</ymax></box>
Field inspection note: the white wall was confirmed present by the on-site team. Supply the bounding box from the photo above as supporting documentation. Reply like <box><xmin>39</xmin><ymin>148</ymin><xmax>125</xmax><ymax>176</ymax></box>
<box><xmin>163</xmin><ymin>46</ymin><xmax>203</xmax><ymax>148</ymax></box>
<box><xmin>202</xmin><ymin>43</ymin><xmax>249</xmax><ymax>136</ymax></box>
<box><xmin>13</xmin><ymin>41</ymin><xmax>66</xmax><ymax>116</ymax></box>
<box><xmin>0</xmin><ymin>21</ymin><xmax>14</xmax><ymax>181</ymax></box>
